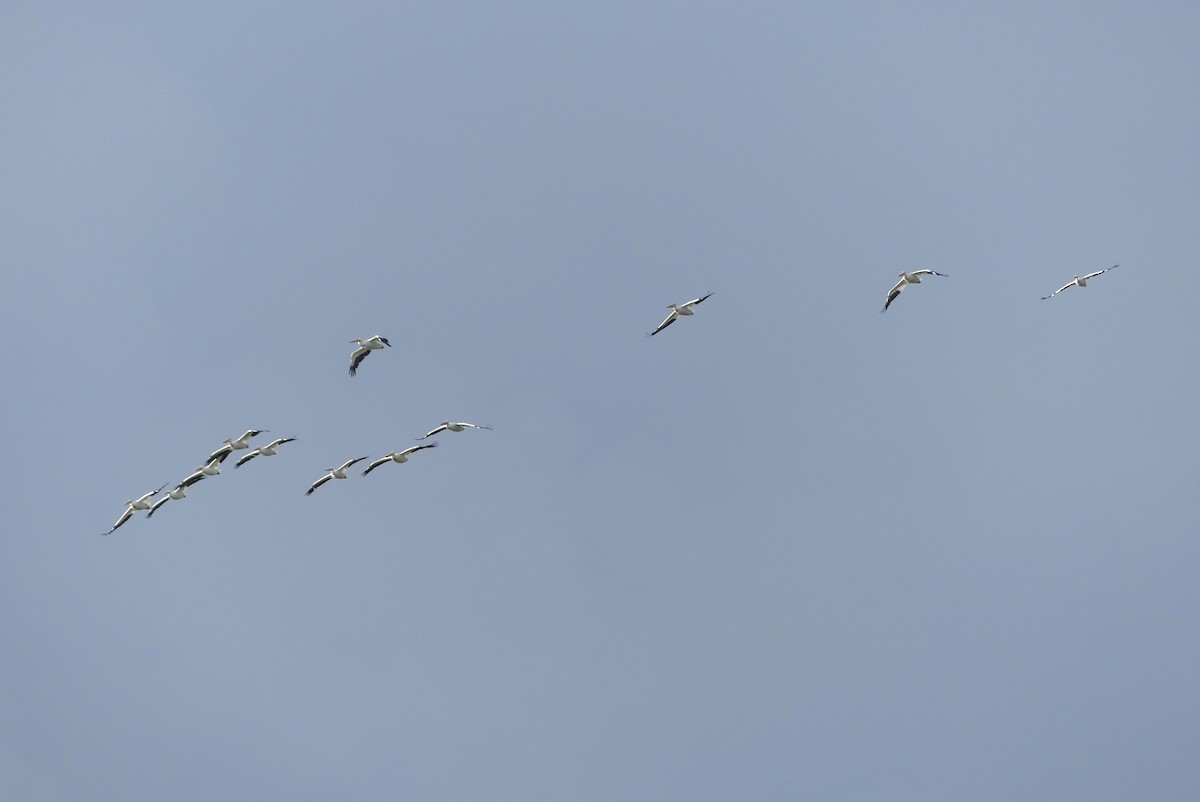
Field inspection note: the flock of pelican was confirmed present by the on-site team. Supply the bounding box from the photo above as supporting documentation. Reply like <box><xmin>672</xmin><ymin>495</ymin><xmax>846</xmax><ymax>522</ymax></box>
<box><xmin>104</xmin><ymin>271</ymin><xmax>1117</xmax><ymax>535</ymax></box>
<box><xmin>103</xmin><ymin>413</ymin><xmax>492</xmax><ymax>534</ymax></box>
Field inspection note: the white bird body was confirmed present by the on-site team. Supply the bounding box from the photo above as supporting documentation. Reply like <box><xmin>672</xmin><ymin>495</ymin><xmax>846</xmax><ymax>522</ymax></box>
<box><xmin>103</xmin><ymin>483</ymin><xmax>168</xmax><ymax>535</ymax></box>
<box><xmin>417</xmin><ymin>420</ymin><xmax>492</xmax><ymax>440</ymax></box>
<box><xmin>1042</xmin><ymin>264</ymin><xmax>1119</xmax><ymax>300</ymax></box>
<box><xmin>882</xmin><ymin>270</ymin><xmax>948</xmax><ymax>312</ymax></box>
<box><xmin>195</xmin><ymin>458</ymin><xmax>222</xmax><ymax>477</ymax></box>
<box><xmin>649</xmin><ymin>292</ymin><xmax>713</xmax><ymax>335</ymax></box>
<box><xmin>207</xmin><ymin>430</ymin><xmax>268</xmax><ymax>464</ymax></box>
<box><xmin>306</xmin><ymin>456</ymin><xmax>370</xmax><ymax>495</ymax></box>
<box><xmin>363</xmin><ymin>443</ymin><xmax>439</xmax><ymax>475</ymax></box>
<box><xmin>146</xmin><ymin>482</ymin><xmax>192</xmax><ymax>518</ymax></box>
<box><xmin>235</xmin><ymin>437</ymin><xmax>297</xmax><ymax>468</ymax></box>
<box><xmin>349</xmin><ymin>335</ymin><xmax>391</xmax><ymax>376</ymax></box>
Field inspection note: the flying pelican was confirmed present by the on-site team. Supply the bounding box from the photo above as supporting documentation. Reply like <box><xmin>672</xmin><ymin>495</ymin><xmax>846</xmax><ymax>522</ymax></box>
<box><xmin>349</xmin><ymin>335</ymin><xmax>391</xmax><ymax>376</ymax></box>
<box><xmin>146</xmin><ymin>473</ymin><xmax>206</xmax><ymax>518</ymax></box>
<box><xmin>362</xmin><ymin>443</ymin><xmax>439</xmax><ymax>475</ymax></box>
<box><xmin>235</xmin><ymin>437</ymin><xmax>297</xmax><ymax>468</ymax></box>
<box><xmin>103</xmin><ymin>483</ymin><xmax>168</xmax><ymax>535</ymax></box>
<box><xmin>417</xmin><ymin>420</ymin><xmax>492</xmax><ymax>440</ymax></box>
<box><xmin>882</xmin><ymin>270</ymin><xmax>948</xmax><ymax>312</ymax></box>
<box><xmin>1042</xmin><ymin>264</ymin><xmax>1119</xmax><ymax>300</ymax></box>
<box><xmin>192</xmin><ymin>457</ymin><xmax>223</xmax><ymax>478</ymax></box>
<box><xmin>648</xmin><ymin>292</ymin><xmax>714</xmax><ymax>335</ymax></box>
<box><xmin>206</xmin><ymin>430</ymin><xmax>268</xmax><ymax>464</ymax></box>
<box><xmin>306</xmin><ymin>456</ymin><xmax>370</xmax><ymax>495</ymax></box>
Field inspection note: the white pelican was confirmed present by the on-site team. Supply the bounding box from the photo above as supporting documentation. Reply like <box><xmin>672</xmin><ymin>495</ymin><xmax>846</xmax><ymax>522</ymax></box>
<box><xmin>193</xmin><ymin>457</ymin><xmax>223</xmax><ymax>478</ymax></box>
<box><xmin>881</xmin><ymin>270</ymin><xmax>948</xmax><ymax>312</ymax></box>
<box><xmin>146</xmin><ymin>474</ymin><xmax>205</xmax><ymax>518</ymax></box>
<box><xmin>206</xmin><ymin>430</ymin><xmax>268</xmax><ymax>464</ymax></box>
<box><xmin>235</xmin><ymin>437</ymin><xmax>297</xmax><ymax>468</ymax></box>
<box><xmin>349</xmin><ymin>335</ymin><xmax>391</xmax><ymax>376</ymax></box>
<box><xmin>306</xmin><ymin>456</ymin><xmax>370</xmax><ymax>495</ymax></box>
<box><xmin>362</xmin><ymin>443</ymin><xmax>439</xmax><ymax>475</ymax></box>
<box><xmin>1042</xmin><ymin>264</ymin><xmax>1119</xmax><ymax>300</ymax></box>
<box><xmin>648</xmin><ymin>292</ymin><xmax>714</xmax><ymax>335</ymax></box>
<box><xmin>103</xmin><ymin>483</ymin><xmax>168</xmax><ymax>535</ymax></box>
<box><xmin>417</xmin><ymin>420</ymin><xmax>492</xmax><ymax>440</ymax></box>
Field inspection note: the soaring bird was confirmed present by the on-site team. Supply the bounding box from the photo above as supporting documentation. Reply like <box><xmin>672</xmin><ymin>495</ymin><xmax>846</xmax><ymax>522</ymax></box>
<box><xmin>306</xmin><ymin>457</ymin><xmax>370</xmax><ymax>495</ymax></box>
<box><xmin>648</xmin><ymin>292</ymin><xmax>714</xmax><ymax>335</ymax></box>
<box><xmin>235</xmin><ymin>437</ymin><xmax>297</xmax><ymax>468</ymax></box>
<box><xmin>103</xmin><ymin>483</ymin><xmax>167</xmax><ymax>535</ymax></box>
<box><xmin>1042</xmin><ymin>264</ymin><xmax>1119</xmax><ymax>300</ymax></box>
<box><xmin>362</xmin><ymin>443</ymin><xmax>439</xmax><ymax>475</ymax></box>
<box><xmin>882</xmin><ymin>270</ymin><xmax>948</xmax><ymax>312</ymax></box>
<box><xmin>417</xmin><ymin>420</ymin><xmax>492</xmax><ymax>440</ymax></box>
<box><xmin>349</xmin><ymin>335</ymin><xmax>391</xmax><ymax>376</ymax></box>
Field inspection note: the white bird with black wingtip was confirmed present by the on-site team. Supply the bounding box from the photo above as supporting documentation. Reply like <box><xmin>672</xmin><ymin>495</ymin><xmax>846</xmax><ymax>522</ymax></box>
<box><xmin>881</xmin><ymin>270</ymin><xmax>948</xmax><ymax>312</ymax></box>
<box><xmin>349</xmin><ymin>335</ymin><xmax>391</xmax><ymax>376</ymax></box>
<box><xmin>306</xmin><ymin>457</ymin><xmax>371</xmax><ymax>495</ymax></box>
<box><xmin>103</xmin><ymin>483</ymin><xmax>168</xmax><ymax>535</ymax></box>
<box><xmin>235</xmin><ymin>437</ymin><xmax>297</xmax><ymax>468</ymax></box>
<box><xmin>1041</xmin><ymin>264</ymin><xmax>1119</xmax><ymax>300</ymax></box>
<box><xmin>362</xmin><ymin>443</ymin><xmax>439</xmax><ymax>475</ymax></box>
<box><xmin>648</xmin><ymin>292</ymin><xmax>713</xmax><ymax>335</ymax></box>
<box><xmin>417</xmin><ymin>421</ymin><xmax>491</xmax><ymax>440</ymax></box>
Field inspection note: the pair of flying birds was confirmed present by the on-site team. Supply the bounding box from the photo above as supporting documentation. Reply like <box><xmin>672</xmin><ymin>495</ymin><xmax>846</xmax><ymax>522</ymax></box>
<box><xmin>882</xmin><ymin>265</ymin><xmax>1120</xmax><ymax>311</ymax></box>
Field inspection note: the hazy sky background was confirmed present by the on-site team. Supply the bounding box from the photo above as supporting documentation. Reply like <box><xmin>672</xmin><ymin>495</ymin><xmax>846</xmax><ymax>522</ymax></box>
<box><xmin>3</xmin><ymin>2</ymin><xmax>1199</xmax><ymax>799</ymax></box>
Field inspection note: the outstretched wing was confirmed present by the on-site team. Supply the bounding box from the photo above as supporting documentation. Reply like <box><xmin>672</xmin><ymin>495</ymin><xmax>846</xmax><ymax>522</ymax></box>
<box><xmin>104</xmin><ymin>506</ymin><xmax>135</xmax><ymax>535</ymax></box>
<box><xmin>648</xmin><ymin>312</ymin><xmax>677</xmax><ymax>336</ymax></box>
<box><xmin>1082</xmin><ymin>264</ymin><xmax>1119</xmax><ymax>281</ymax></box>
<box><xmin>881</xmin><ymin>279</ymin><xmax>906</xmax><ymax>312</ymax></box>
<box><xmin>178</xmin><ymin>471</ymin><xmax>206</xmax><ymax>489</ymax></box>
<box><xmin>362</xmin><ymin>457</ymin><xmax>391</xmax><ymax>476</ymax></box>
<box><xmin>306</xmin><ymin>474</ymin><xmax>332</xmax><ymax>495</ymax></box>
<box><xmin>418</xmin><ymin>424</ymin><xmax>448</xmax><ymax>440</ymax></box>
<box><xmin>235</xmin><ymin>450</ymin><xmax>261</xmax><ymax>468</ymax></box>
<box><xmin>400</xmin><ymin>442</ymin><xmax>439</xmax><ymax>457</ymax></box>
<box><xmin>349</xmin><ymin>347</ymin><xmax>371</xmax><ymax>376</ymax></box>
<box><xmin>1041</xmin><ymin>282</ymin><xmax>1075</xmax><ymax>300</ymax></box>
<box><xmin>206</xmin><ymin>444</ymin><xmax>234</xmax><ymax>464</ymax></box>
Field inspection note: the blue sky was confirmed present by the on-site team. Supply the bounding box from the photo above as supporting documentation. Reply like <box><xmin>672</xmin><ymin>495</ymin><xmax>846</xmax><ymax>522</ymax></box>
<box><xmin>3</xmin><ymin>2</ymin><xmax>1199</xmax><ymax>799</ymax></box>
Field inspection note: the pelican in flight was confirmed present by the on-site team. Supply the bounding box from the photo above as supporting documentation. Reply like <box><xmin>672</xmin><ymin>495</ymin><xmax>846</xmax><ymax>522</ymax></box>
<box><xmin>103</xmin><ymin>483</ymin><xmax>168</xmax><ymax>535</ymax></box>
<box><xmin>1042</xmin><ymin>264</ymin><xmax>1119</xmax><ymax>300</ymax></box>
<box><xmin>362</xmin><ymin>443</ymin><xmax>439</xmax><ymax>475</ymax></box>
<box><xmin>648</xmin><ymin>292</ymin><xmax>713</xmax><ymax>335</ymax></box>
<box><xmin>235</xmin><ymin>437</ymin><xmax>297</xmax><ymax>468</ymax></box>
<box><xmin>417</xmin><ymin>420</ymin><xmax>492</xmax><ymax>440</ymax></box>
<box><xmin>146</xmin><ymin>472</ymin><xmax>207</xmax><ymax>518</ymax></box>
<box><xmin>349</xmin><ymin>335</ymin><xmax>391</xmax><ymax>376</ymax></box>
<box><xmin>306</xmin><ymin>456</ymin><xmax>370</xmax><ymax>495</ymax></box>
<box><xmin>206</xmin><ymin>430</ymin><xmax>268</xmax><ymax>464</ymax></box>
<box><xmin>882</xmin><ymin>270</ymin><xmax>948</xmax><ymax>312</ymax></box>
